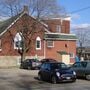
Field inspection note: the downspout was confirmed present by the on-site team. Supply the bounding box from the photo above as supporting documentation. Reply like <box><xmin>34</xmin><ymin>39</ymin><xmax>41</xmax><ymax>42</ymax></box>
<box><xmin>44</xmin><ymin>40</ymin><xmax>46</xmax><ymax>58</ymax></box>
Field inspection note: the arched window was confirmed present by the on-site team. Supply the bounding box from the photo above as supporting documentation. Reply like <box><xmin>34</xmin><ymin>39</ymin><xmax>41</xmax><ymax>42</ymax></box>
<box><xmin>14</xmin><ymin>33</ymin><xmax>22</xmax><ymax>49</ymax></box>
<box><xmin>36</xmin><ymin>36</ymin><xmax>41</xmax><ymax>50</ymax></box>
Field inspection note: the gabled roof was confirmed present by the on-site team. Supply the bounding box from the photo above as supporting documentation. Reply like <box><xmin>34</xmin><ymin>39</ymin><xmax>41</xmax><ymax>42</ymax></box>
<box><xmin>0</xmin><ymin>12</ymin><xmax>24</xmax><ymax>36</ymax></box>
<box><xmin>0</xmin><ymin>14</ymin><xmax>21</xmax><ymax>34</ymax></box>
<box><xmin>0</xmin><ymin>11</ymin><xmax>50</xmax><ymax>36</ymax></box>
<box><xmin>44</xmin><ymin>33</ymin><xmax>77</xmax><ymax>41</ymax></box>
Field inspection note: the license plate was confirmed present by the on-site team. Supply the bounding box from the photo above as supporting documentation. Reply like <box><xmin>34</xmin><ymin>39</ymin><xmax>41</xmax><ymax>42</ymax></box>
<box><xmin>66</xmin><ymin>77</ymin><xmax>71</xmax><ymax>80</ymax></box>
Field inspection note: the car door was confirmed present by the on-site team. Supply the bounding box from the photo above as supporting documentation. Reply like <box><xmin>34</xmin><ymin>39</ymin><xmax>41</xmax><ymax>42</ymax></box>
<box><xmin>44</xmin><ymin>63</ymin><xmax>51</xmax><ymax>80</ymax></box>
<box><xmin>40</xmin><ymin>63</ymin><xmax>46</xmax><ymax>79</ymax></box>
<box><xmin>83</xmin><ymin>62</ymin><xmax>90</xmax><ymax>75</ymax></box>
<box><xmin>72</xmin><ymin>62</ymin><xmax>82</xmax><ymax>76</ymax></box>
<box><xmin>79</xmin><ymin>62</ymin><xmax>87</xmax><ymax>77</ymax></box>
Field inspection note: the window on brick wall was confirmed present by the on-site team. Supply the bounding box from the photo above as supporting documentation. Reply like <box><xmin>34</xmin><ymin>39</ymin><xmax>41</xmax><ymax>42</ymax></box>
<box><xmin>14</xmin><ymin>33</ymin><xmax>22</xmax><ymax>49</ymax></box>
<box><xmin>47</xmin><ymin>41</ymin><xmax>54</xmax><ymax>48</ymax></box>
<box><xmin>69</xmin><ymin>53</ymin><xmax>74</xmax><ymax>58</ymax></box>
<box><xmin>56</xmin><ymin>25</ymin><xmax>61</xmax><ymax>33</ymax></box>
<box><xmin>36</xmin><ymin>36</ymin><xmax>41</xmax><ymax>50</ymax></box>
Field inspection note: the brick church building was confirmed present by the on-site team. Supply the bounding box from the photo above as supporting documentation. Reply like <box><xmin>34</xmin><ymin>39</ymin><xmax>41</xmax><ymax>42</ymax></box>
<box><xmin>0</xmin><ymin>6</ymin><xmax>77</xmax><ymax>67</ymax></box>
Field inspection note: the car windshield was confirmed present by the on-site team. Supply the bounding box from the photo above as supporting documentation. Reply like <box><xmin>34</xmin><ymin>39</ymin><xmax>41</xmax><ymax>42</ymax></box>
<box><xmin>51</xmin><ymin>63</ymin><xmax>67</xmax><ymax>69</ymax></box>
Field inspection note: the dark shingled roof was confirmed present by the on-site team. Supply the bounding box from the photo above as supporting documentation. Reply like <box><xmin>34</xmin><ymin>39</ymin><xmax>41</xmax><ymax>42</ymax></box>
<box><xmin>44</xmin><ymin>33</ymin><xmax>77</xmax><ymax>40</ymax></box>
<box><xmin>0</xmin><ymin>13</ymin><xmax>21</xmax><ymax>34</ymax></box>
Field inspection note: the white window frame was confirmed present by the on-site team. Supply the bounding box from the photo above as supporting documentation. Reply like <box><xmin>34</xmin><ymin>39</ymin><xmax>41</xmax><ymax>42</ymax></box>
<box><xmin>36</xmin><ymin>36</ymin><xmax>41</xmax><ymax>50</ymax></box>
<box><xmin>14</xmin><ymin>33</ymin><xmax>22</xmax><ymax>49</ymax></box>
<box><xmin>47</xmin><ymin>41</ymin><xmax>54</xmax><ymax>48</ymax></box>
<box><xmin>70</xmin><ymin>53</ymin><xmax>75</xmax><ymax>58</ymax></box>
<box><xmin>56</xmin><ymin>25</ymin><xmax>61</xmax><ymax>33</ymax></box>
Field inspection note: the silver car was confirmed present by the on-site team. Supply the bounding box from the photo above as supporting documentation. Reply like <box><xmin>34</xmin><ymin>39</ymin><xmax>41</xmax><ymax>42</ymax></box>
<box><xmin>71</xmin><ymin>61</ymin><xmax>90</xmax><ymax>80</ymax></box>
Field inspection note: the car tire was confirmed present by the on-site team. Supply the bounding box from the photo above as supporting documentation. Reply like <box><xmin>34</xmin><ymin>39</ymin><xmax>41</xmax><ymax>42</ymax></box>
<box><xmin>38</xmin><ymin>74</ymin><xmax>42</xmax><ymax>80</ymax></box>
<box><xmin>72</xmin><ymin>79</ymin><xmax>76</xmax><ymax>82</ymax></box>
<box><xmin>86</xmin><ymin>74</ymin><xmax>90</xmax><ymax>80</ymax></box>
<box><xmin>51</xmin><ymin>76</ymin><xmax>57</xmax><ymax>84</ymax></box>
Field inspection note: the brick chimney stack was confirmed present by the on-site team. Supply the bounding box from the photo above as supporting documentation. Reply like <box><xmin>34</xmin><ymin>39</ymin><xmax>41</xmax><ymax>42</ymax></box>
<box><xmin>23</xmin><ymin>5</ymin><xmax>29</xmax><ymax>14</ymax></box>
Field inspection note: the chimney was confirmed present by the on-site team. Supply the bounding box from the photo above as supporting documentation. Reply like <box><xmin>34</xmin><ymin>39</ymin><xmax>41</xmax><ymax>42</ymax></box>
<box><xmin>23</xmin><ymin>5</ymin><xmax>29</xmax><ymax>14</ymax></box>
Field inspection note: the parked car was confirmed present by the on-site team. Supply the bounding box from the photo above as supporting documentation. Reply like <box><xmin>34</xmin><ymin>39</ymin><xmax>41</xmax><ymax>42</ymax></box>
<box><xmin>41</xmin><ymin>58</ymin><xmax>57</xmax><ymax>63</ymax></box>
<box><xmin>38</xmin><ymin>62</ymin><xmax>76</xmax><ymax>84</ymax></box>
<box><xmin>21</xmin><ymin>59</ymin><xmax>41</xmax><ymax>70</ymax></box>
<box><xmin>71</xmin><ymin>61</ymin><xmax>90</xmax><ymax>80</ymax></box>
<box><xmin>38</xmin><ymin>58</ymin><xmax>57</xmax><ymax>69</ymax></box>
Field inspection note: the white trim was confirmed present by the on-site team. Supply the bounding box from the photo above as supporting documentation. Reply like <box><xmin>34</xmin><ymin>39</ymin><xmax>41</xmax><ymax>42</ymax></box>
<box><xmin>45</xmin><ymin>38</ymin><xmax>77</xmax><ymax>41</ymax></box>
<box><xmin>36</xmin><ymin>37</ymin><xmax>41</xmax><ymax>50</ymax></box>
<box><xmin>45</xmin><ymin>32</ymin><xmax>76</xmax><ymax>36</ymax></box>
<box><xmin>0</xmin><ymin>13</ymin><xmax>25</xmax><ymax>36</ymax></box>
<box><xmin>42</xmin><ymin>16</ymin><xmax>71</xmax><ymax>21</ymax></box>
<box><xmin>70</xmin><ymin>53</ymin><xmax>75</xmax><ymax>58</ymax></box>
<box><xmin>56</xmin><ymin>25</ymin><xmax>61</xmax><ymax>33</ymax></box>
<box><xmin>44</xmin><ymin>40</ymin><xmax>46</xmax><ymax>58</ymax></box>
<box><xmin>0</xmin><ymin>12</ymin><xmax>50</xmax><ymax>37</ymax></box>
<box><xmin>44</xmin><ymin>27</ymin><xmax>50</xmax><ymax>33</ymax></box>
<box><xmin>14</xmin><ymin>33</ymin><xmax>22</xmax><ymax>49</ymax></box>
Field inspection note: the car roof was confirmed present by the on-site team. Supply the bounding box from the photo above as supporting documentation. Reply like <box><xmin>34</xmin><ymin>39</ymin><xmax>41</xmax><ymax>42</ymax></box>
<box><xmin>44</xmin><ymin>62</ymin><xmax>65</xmax><ymax>64</ymax></box>
<box><xmin>74</xmin><ymin>61</ymin><xmax>90</xmax><ymax>64</ymax></box>
<box><xmin>77</xmin><ymin>61</ymin><xmax>90</xmax><ymax>63</ymax></box>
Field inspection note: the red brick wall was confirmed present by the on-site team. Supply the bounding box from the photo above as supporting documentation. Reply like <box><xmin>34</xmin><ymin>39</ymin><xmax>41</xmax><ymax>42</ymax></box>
<box><xmin>44</xmin><ymin>19</ymin><xmax>70</xmax><ymax>33</ymax></box>
<box><xmin>0</xmin><ymin>13</ymin><xmax>76</xmax><ymax>64</ymax></box>
<box><xmin>0</xmin><ymin>14</ymin><xmax>45</xmax><ymax>57</ymax></box>
<box><xmin>45</xmin><ymin>40</ymin><xmax>76</xmax><ymax>62</ymax></box>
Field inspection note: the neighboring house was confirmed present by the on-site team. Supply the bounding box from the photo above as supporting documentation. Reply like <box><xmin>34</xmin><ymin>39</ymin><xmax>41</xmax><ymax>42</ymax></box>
<box><xmin>0</xmin><ymin>6</ymin><xmax>77</xmax><ymax>67</ymax></box>
<box><xmin>77</xmin><ymin>47</ymin><xmax>90</xmax><ymax>60</ymax></box>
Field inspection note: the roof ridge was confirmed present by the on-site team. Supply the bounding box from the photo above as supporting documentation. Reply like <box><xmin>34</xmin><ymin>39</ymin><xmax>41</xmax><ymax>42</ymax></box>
<box><xmin>0</xmin><ymin>12</ymin><xmax>24</xmax><ymax>36</ymax></box>
<box><xmin>0</xmin><ymin>11</ymin><xmax>50</xmax><ymax>36</ymax></box>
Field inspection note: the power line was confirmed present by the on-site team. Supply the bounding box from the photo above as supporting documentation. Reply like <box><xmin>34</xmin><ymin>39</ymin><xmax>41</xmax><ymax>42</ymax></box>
<box><xmin>69</xmin><ymin>6</ymin><xmax>90</xmax><ymax>14</ymax></box>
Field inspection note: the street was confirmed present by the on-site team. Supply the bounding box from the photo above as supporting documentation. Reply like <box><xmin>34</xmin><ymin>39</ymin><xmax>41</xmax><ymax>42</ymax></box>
<box><xmin>0</xmin><ymin>69</ymin><xmax>90</xmax><ymax>90</ymax></box>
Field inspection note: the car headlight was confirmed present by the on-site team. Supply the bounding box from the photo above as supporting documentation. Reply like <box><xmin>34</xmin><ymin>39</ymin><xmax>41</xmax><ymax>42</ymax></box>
<box><xmin>56</xmin><ymin>72</ymin><xmax>60</xmax><ymax>77</ymax></box>
<box><xmin>73</xmin><ymin>71</ymin><xmax>76</xmax><ymax>75</ymax></box>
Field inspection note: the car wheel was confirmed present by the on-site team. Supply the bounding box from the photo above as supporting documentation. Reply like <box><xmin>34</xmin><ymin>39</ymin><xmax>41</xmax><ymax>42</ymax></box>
<box><xmin>86</xmin><ymin>74</ymin><xmax>90</xmax><ymax>80</ymax></box>
<box><xmin>38</xmin><ymin>74</ymin><xmax>42</xmax><ymax>80</ymax></box>
<box><xmin>51</xmin><ymin>76</ymin><xmax>57</xmax><ymax>84</ymax></box>
<box><xmin>72</xmin><ymin>79</ymin><xmax>76</xmax><ymax>82</ymax></box>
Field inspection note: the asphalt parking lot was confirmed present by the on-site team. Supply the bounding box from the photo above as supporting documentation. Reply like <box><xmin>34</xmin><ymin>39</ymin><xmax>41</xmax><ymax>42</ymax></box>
<box><xmin>0</xmin><ymin>69</ymin><xmax>90</xmax><ymax>90</ymax></box>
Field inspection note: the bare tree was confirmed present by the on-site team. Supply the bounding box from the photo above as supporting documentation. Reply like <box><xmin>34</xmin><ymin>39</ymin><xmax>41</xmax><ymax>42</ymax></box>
<box><xmin>73</xmin><ymin>28</ymin><xmax>89</xmax><ymax>59</ymax></box>
<box><xmin>0</xmin><ymin>0</ymin><xmax>66</xmax><ymax>18</ymax></box>
<box><xmin>0</xmin><ymin>0</ymin><xmax>66</xmax><ymax>66</ymax></box>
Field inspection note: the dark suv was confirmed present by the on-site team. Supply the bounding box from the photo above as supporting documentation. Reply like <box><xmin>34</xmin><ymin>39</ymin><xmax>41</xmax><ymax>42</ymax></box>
<box><xmin>71</xmin><ymin>61</ymin><xmax>90</xmax><ymax>80</ymax></box>
<box><xmin>38</xmin><ymin>62</ymin><xmax>76</xmax><ymax>84</ymax></box>
<box><xmin>21</xmin><ymin>59</ymin><xmax>41</xmax><ymax>70</ymax></box>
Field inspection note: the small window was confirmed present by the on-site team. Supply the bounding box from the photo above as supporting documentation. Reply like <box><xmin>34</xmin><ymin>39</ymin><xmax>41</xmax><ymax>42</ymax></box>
<box><xmin>70</xmin><ymin>53</ymin><xmax>74</xmax><ymax>58</ymax></box>
<box><xmin>47</xmin><ymin>41</ymin><xmax>54</xmax><ymax>48</ymax></box>
<box><xmin>36</xmin><ymin>37</ymin><xmax>41</xmax><ymax>50</ymax></box>
<box><xmin>56</xmin><ymin>25</ymin><xmax>61</xmax><ymax>33</ymax></box>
